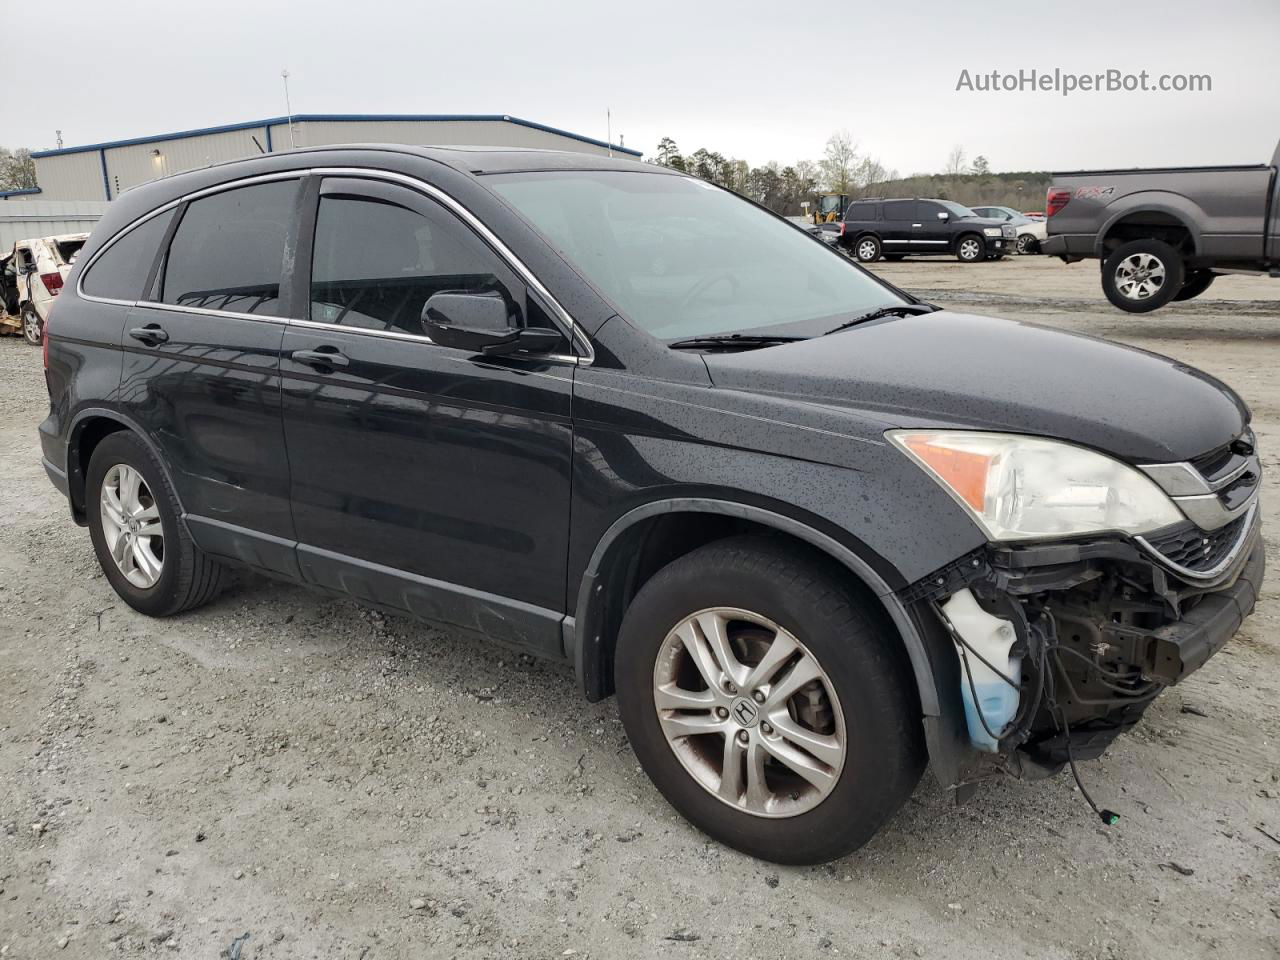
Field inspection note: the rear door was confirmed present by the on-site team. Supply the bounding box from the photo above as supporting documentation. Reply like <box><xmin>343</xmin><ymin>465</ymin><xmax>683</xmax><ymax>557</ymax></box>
<box><xmin>119</xmin><ymin>175</ymin><xmax>300</xmax><ymax>576</ymax></box>
<box><xmin>278</xmin><ymin>175</ymin><xmax>575</xmax><ymax>655</ymax></box>
<box><xmin>879</xmin><ymin>200</ymin><xmax>917</xmax><ymax>253</ymax></box>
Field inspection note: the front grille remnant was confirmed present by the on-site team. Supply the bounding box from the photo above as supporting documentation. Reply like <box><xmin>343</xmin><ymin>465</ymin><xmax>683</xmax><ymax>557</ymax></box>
<box><xmin>1145</xmin><ymin>513</ymin><xmax>1249</xmax><ymax>573</ymax></box>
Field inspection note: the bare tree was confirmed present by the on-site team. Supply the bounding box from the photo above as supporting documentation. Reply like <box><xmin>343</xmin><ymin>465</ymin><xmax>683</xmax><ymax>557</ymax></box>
<box><xmin>820</xmin><ymin>131</ymin><xmax>859</xmax><ymax>195</ymax></box>
<box><xmin>944</xmin><ymin>145</ymin><xmax>969</xmax><ymax>177</ymax></box>
<box><xmin>0</xmin><ymin>148</ymin><xmax>37</xmax><ymax>191</ymax></box>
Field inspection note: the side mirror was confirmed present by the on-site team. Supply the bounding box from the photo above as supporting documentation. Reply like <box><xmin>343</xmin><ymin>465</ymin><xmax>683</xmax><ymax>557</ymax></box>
<box><xmin>936</xmin><ymin>211</ymin><xmax>949</xmax><ymax>221</ymax></box>
<box><xmin>421</xmin><ymin>292</ymin><xmax>560</xmax><ymax>356</ymax></box>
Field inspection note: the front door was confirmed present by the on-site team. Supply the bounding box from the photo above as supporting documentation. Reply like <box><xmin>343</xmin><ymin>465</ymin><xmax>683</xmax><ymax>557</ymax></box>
<box><xmin>913</xmin><ymin>201</ymin><xmax>954</xmax><ymax>253</ymax></box>
<box><xmin>118</xmin><ymin>176</ymin><xmax>299</xmax><ymax>576</ymax></box>
<box><xmin>279</xmin><ymin>175</ymin><xmax>576</xmax><ymax>656</ymax></box>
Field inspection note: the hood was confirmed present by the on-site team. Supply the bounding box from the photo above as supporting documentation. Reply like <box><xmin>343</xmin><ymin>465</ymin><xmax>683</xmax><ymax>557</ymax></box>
<box><xmin>955</xmin><ymin>216</ymin><xmax>1008</xmax><ymax>228</ymax></box>
<box><xmin>703</xmin><ymin>311</ymin><xmax>1248</xmax><ymax>464</ymax></box>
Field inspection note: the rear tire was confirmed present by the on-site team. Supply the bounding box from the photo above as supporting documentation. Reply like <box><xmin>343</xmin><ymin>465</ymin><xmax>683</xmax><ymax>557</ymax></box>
<box><xmin>956</xmin><ymin>234</ymin><xmax>985</xmax><ymax>262</ymax></box>
<box><xmin>853</xmin><ymin>235</ymin><xmax>882</xmax><ymax>263</ymax></box>
<box><xmin>86</xmin><ymin>432</ymin><xmax>228</xmax><ymax>617</ymax></box>
<box><xmin>1173</xmin><ymin>269</ymin><xmax>1216</xmax><ymax>302</ymax></box>
<box><xmin>614</xmin><ymin>536</ymin><xmax>924</xmax><ymax>864</ymax></box>
<box><xmin>1102</xmin><ymin>238</ymin><xmax>1184</xmax><ymax>313</ymax></box>
<box><xmin>21</xmin><ymin>304</ymin><xmax>42</xmax><ymax>346</ymax></box>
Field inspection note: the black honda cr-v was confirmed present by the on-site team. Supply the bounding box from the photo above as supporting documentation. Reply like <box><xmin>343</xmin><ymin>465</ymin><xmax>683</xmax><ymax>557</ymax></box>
<box><xmin>39</xmin><ymin>146</ymin><xmax>1262</xmax><ymax>864</ymax></box>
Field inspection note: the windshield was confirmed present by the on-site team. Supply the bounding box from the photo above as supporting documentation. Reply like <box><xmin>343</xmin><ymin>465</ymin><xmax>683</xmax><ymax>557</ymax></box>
<box><xmin>487</xmin><ymin>170</ymin><xmax>904</xmax><ymax>340</ymax></box>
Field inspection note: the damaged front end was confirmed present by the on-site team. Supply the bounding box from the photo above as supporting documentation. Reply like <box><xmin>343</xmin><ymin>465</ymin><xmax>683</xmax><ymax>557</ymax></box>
<box><xmin>902</xmin><ymin>440</ymin><xmax>1264</xmax><ymax>792</ymax></box>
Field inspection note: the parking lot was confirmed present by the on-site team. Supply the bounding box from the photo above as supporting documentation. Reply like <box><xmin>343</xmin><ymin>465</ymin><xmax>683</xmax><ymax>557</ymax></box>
<box><xmin>1</xmin><ymin>255</ymin><xmax>1277</xmax><ymax>959</ymax></box>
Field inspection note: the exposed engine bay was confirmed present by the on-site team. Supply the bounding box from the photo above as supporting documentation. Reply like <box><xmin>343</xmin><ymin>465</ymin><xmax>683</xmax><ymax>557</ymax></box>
<box><xmin>906</xmin><ymin>476</ymin><xmax>1263</xmax><ymax>805</ymax></box>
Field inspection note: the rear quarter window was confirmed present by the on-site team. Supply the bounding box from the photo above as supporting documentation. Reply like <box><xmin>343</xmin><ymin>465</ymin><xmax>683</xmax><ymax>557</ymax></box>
<box><xmin>845</xmin><ymin>202</ymin><xmax>878</xmax><ymax>221</ymax></box>
<box><xmin>80</xmin><ymin>210</ymin><xmax>175</xmax><ymax>302</ymax></box>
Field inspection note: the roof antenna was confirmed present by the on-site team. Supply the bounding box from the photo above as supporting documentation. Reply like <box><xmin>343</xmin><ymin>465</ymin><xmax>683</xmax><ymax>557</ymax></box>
<box><xmin>281</xmin><ymin>69</ymin><xmax>297</xmax><ymax>149</ymax></box>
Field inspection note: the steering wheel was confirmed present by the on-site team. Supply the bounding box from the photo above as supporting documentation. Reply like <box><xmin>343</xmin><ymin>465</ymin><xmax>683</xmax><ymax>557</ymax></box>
<box><xmin>677</xmin><ymin>271</ymin><xmax>740</xmax><ymax>312</ymax></box>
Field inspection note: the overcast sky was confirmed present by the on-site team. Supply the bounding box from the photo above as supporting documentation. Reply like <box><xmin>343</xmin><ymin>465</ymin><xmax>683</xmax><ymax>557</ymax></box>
<box><xmin>5</xmin><ymin>0</ymin><xmax>1277</xmax><ymax>174</ymax></box>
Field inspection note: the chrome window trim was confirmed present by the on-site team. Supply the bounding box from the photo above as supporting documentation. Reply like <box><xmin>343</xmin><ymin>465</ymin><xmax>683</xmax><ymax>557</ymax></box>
<box><xmin>74</xmin><ymin>166</ymin><xmax>592</xmax><ymax>367</ymax></box>
<box><xmin>1135</xmin><ymin>501</ymin><xmax>1258</xmax><ymax>582</ymax></box>
<box><xmin>134</xmin><ymin>301</ymin><xmax>289</xmax><ymax>325</ymax></box>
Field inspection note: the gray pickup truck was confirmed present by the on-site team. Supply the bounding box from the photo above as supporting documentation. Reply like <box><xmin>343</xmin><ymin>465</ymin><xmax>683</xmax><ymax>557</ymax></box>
<box><xmin>1043</xmin><ymin>139</ymin><xmax>1280</xmax><ymax>312</ymax></box>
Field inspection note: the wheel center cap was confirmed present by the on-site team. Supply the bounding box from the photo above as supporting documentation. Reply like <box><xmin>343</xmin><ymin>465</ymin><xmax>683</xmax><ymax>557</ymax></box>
<box><xmin>730</xmin><ymin>696</ymin><xmax>759</xmax><ymax>727</ymax></box>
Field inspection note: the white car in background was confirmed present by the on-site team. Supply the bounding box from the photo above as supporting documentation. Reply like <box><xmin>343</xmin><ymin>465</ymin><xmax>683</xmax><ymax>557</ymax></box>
<box><xmin>1</xmin><ymin>233</ymin><xmax>89</xmax><ymax>344</ymax></box>
<box><xmin>971</xmin><ymin>206</ymin><xmax>1046</xmax><ymax>255</ymax></box>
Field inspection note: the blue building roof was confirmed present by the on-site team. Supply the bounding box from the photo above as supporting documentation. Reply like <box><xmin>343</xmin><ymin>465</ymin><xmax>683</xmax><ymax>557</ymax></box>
<box><xmin>31</xmin><ymin>114</ymin><xmax>642</xmax><ymax>159</ymax></box>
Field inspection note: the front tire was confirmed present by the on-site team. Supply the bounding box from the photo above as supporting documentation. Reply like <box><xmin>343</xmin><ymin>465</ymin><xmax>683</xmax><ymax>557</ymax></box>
<box><xmin>87</xmin><ymin>432</ymin><xmax>228</xmax><ymax>616</ymax></box>
<box><xmin>853</xmin><ymin>235</ymin><xmax>882</xmax><ymax>263</ymax></box>
<box><xmin>956</xmin><ymin>234</ymin><xmax>985</xmax><ymax>262</ymax></box>
<box><xmin>1102</xmin><ymin>239</ymin><xmax>1184</xmax><ymax>313</ymax></box>
<box><xmin>1016</xmin><ymin>234</ymin><xmax>1039</xmax><ymax>255</ymax></box>
<box><xmin>21</xmin><ymin>304</ymin><xmax>42</xmax><ymax>346</ymax></box>
<box><xmin>614</xmin><ymin>537</ymin><xmax>924</xmax><ymax>864</ymax></box>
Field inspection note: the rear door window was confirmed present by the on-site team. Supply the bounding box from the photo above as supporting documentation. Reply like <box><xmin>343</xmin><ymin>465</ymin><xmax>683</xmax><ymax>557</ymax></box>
<box><xmin>81</xmin><ymin>211</ymin><xmax>175</xmax><ymax>301</ymax></box>
<box><xmin>159</xmin><ymin>179</ymin><xmax>297</xmax><ymax>315</ymax></box>
<box><xmin>882</xmin><ymin>200</ymin><xmax>916</xmax><ymax>221</ymax></box>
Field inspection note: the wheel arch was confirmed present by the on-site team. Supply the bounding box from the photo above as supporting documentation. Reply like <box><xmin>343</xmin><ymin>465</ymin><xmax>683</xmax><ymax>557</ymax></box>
<box><xmin>570</xmin><ymin>498</ymin><xmax>943</xmax><ymax>722</ymax></box>
<box><xmin>66</xmin><ymin>408</ymin><xmax>187</xmax><ymax>525</ymax></box>
<box><xmin>1096</xmin><ymin>196</ymin><xmax>1203</xmax><ymax>258</ymax></box>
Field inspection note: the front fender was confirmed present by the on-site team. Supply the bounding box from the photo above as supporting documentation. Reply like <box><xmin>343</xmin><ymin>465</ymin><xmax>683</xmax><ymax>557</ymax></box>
<box><xmin>570</xmin><ymin>497</ymin><xmax>973</xmax><ymax>788</ymax></box>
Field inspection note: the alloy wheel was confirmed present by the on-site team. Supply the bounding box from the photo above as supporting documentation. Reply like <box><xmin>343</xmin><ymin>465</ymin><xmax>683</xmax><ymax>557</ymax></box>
<box><xmin>22</xmin><ymin>306</ymin><xmax>42</xmax><ymax>346</ymax></box>
<box><xmin>857</xmin><ymin>239</ymin><xmax>878</xmax><ymax>261</ymax></box>
<box><xmin>99</xmin><ymin>464</ymin><xmax>164</xmax><ymax>588</ymax></box>
<box><xmin>959</xmin><ymin>239</ymin><xmax>981</xmax><ymax>261</ymax></box>
<box><xmin>1016</xmin><ymin>234</ymin><xmax>1036</xmax><ymax>255</ymax></box>
<box><xmin>652</xmin><ymin>607</ymin><xmax>846</xmax><ymax>818</ymax></box>
<box><xmin>1114</xmin><ymin>252</ymin><xmax>1166</xmax><ymax>300</ymax></box>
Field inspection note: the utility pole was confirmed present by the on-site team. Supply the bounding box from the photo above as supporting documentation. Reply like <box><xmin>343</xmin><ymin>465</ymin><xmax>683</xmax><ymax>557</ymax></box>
<box><xmin>56</xmin><ymin>129</ymin><xmax>63</xmax><ymax>149</ymax></box>
<box><xmin>606</xmin><ymin>108</ymin><xmax>612</xmax><ymax>158</ymax></box>
<box><xmin>281</xmin><ymin>69</ymin><xmax>297</xmax><ymax>149</ymax></box>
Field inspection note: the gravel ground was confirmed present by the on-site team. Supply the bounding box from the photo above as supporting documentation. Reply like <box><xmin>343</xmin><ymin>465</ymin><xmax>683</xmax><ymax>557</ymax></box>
<box><xmin>1</xmin><ymin>256</ymin><xmax>1278</xmax><ymax>959</ymax></box>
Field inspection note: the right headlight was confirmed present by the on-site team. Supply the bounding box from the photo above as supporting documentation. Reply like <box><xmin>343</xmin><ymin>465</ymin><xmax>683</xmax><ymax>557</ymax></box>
<box><xmin>888</xmin><ymin>430</ymin><xmax>1184</xmax><ymax>542</ymax></box>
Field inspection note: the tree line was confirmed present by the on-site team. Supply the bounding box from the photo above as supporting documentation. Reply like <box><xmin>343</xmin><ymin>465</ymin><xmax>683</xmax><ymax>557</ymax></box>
<box><xmin>652</xmin><ymin>134</ymin><xmax>1050</xmax><ymax>215</ymax></box>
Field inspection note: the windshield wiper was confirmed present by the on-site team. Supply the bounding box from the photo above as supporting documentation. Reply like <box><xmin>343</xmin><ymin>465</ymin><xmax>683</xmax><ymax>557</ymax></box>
<box><xmin>823</xmin><ymin>303</ymin><xmax>938</xmax><ymax>336</ymax></box>
<box><xmin>668</xmin><ymin>334</ymin><xmax>808</xmax><ymax>351</ymax></box>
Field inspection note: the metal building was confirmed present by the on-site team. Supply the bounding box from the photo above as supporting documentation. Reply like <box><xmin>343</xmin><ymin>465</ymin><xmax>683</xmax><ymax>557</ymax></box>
<box><xmin>21</xmin><ymin>114</ymin><xmax>643</xmax><ymax>202</ymax></box>
<box><xmin>0</xmin><ymin>199</ymin><xmax>110</xmax><ymax>248</ymax></box>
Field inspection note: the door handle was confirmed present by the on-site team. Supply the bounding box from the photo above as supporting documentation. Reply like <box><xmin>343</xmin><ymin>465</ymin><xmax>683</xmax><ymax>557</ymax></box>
<box><xmin>912</xmin><ymin>223</ymin><xmax>922</xmax><ymax>227</ymax></box>
<box><xmin>290</xmin><ymin>347</ymin><xmax>349</xmax><ymax>369</ymax></box>
<box><xmin>128</xmin><ymin>324</ymin><xmax>169</xmax><ymax>346</ymax></box>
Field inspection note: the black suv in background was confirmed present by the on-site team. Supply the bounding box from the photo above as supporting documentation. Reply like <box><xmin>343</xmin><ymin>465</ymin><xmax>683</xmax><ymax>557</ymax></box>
<box><xmin>840</xmin><ymin>198</ymin><xmax>1015</xmax><ymax>262</ymax></box>
<box><xmin>39</xmin><ymin>146</ymin><xmax>1262</xmax><ymax>864</ymax></box>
